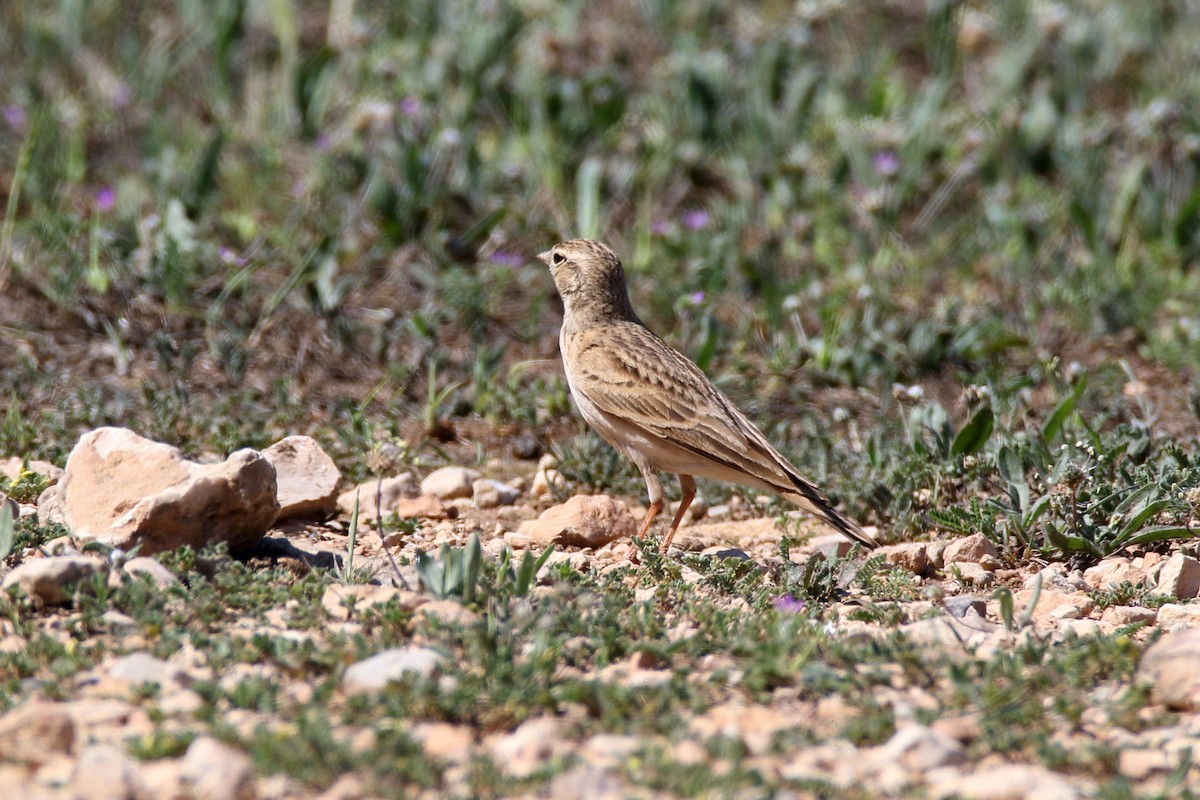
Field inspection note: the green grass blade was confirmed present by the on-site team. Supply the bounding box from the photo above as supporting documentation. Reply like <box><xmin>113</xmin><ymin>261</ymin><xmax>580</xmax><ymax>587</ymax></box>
<box><xmin>1042</xmin><ymin>378</ymin><xmax>1086</xmax><ymax>445</ymax></box>
<box><xmin>951</xmin><ymin>406</ymin><xmax>994</xmax><ymax>456</ymax></box>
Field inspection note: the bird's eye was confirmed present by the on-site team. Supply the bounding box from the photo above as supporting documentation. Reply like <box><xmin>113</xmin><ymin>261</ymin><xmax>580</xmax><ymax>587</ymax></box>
<box><xmin>552</xmin><ymin>252</ymin><xmax>565</xmax><ymax>266</ymax></box>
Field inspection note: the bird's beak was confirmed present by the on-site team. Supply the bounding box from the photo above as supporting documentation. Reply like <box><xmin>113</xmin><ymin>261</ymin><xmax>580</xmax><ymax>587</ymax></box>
<box><xmin>536</xmin><ymin>250</ymin><xmax>553</xmax><ymax>266</ymax></box>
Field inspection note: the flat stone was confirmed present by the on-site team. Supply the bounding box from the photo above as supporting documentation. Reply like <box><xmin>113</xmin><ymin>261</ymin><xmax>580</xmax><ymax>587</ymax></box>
<box><xmin>1155</xmin><ymin>553</ymin><xmax>1200</xmax><ymax>599</ymax></box>
<box><xmin>122</xmin><ymin>557</ymin><xmax>179</xmax><ymax>588</ymax></box>
<box><xmin>930</xmin><ymin>715</ymin><xmax>981</xmax><ymax>744</ymax></box>
<box><xmin>1156</xmin><ymin>603</ymin><xmax>1200</xmax><ymax>630</ymax></box>
<box><xmin>1099</xmin><ymin>605</ymin><xmax>1156</xmax><ymax>627</ymax></box>
<box><xmin>100</xmin><ymin>610</ymin><xmax>137</xmax><ymax>629</ymax></box>
<box><xmin>138</xmin><ymin>760</ymin><xmax>187</xmax><ymax>800</ymax></box>
<box><xmin>42</xmin><ymin>536</ymin><xmax>81</xmax><ymax>556</ymax></box>
<box><xmin>1083</xmin><ymin>557</ymin><xmax>1142</xmax><ymax>590</ymax></box>
<box><xmin>106</xmin><ymin>652</ymin><xmax>187</xmax><ymax>689</ymax></box>
<box><xmin>415</xmin><ymin>600</ymin><xmax>480</xmax><ymax>627</ymax></box>
<box><xmin>548</xmin><ymin>765</ymin><xmax>632</xmax><ymax>800</ymax></box>
<box><xmin>58</xmin><ymin>427</ymin><xmax>278</xmax><ymax>554</ymax></box>
<box><xmin>472</xmin><ymin>478</ymin><xmax>521</xmax><ymax>509</ymax></box>
<box><xmin>37</xmin><ymin>483</ymin><xmax>68</xmax><ymax>526</ymax></box>
<box><xmin>518</xmin><ymin>495</ymin><xmax>637</xmax><ymax>549</ymax></box>
<box><xmin>870</xmin><ymin>724</ymin><xmax>965</xmax><ymax>771</ymax></box>
<box><xmin>2</xmin><ymin>556</ymin><xmax>106</xmax><ymax>605</ymax></box>
<box><xmin>900</xmin><ymin>615</ymin><xmax>997</xmax><ymax>650</ymax></box>
<box><xmin>1138</xmin><ymin>627</ymin><xmax>1200</xmax><ymax>710</ymax></box>
<box><xmin>1060</xmin><ymin>619</ymin><xmax>1101</xmax><ymax>638</ymax></box>
<box><xmin>322</xmin><ymin>584</ymin><xmax>425</xmax><ymax>619</ymax></box>
<box><xmin>1119</xmin><ymin>748</ymin><xmax>1171</xmax><ymax>780</ymax></box>
<box><xmin>61</xmin><ymin>699</ymin><xmax>136</xmax><ymax>729</ymax></box>
<box><xmin>580</xmin><ymin>733</ymin><xmax>642</xmax><ymax>769</ymax></box>
<box><xmin>688</xmin><ymin>701</ymin><xmax>802</xmax><ymax>756</ymax></box>
<box><xmin>337</xmin><ymin>473</ymin><xmax>419</xmax><ymax>519</ymax></box>
<box><xmin>180</xmin><ymin>736</ymin><xmax>256</xmax><ymax>800</ymax></box>
<box><xmin>420</xmin><ymin>467</ymin><xmax>481</xmax><ymax>499</ymax></box>
<box><xmin>0</xmin><ymin>701</ymin><xmax>77</xmax><ymax>764</ymax></box>
<box><xmin>951</xmin><ymin>561</ymin><xmax>994</xmax><ymax>588</ymax></box>
<box><xmin>1012</xmin><ymin>589</ymin><xmax>1094</xmax><ymax>630</ymax></box>
<box><xmin>344</xmin><ymin>646</ymin><xmax>444</xmax><ymax>694</ymax></box>
<box><xmin>809</xmin><ymin>534</ymin><xmax>855</xmax><ymax>560</ymax></box>
<box><xmin>1048</xmin><ymin>603</ymin><xmax>1084</xmax><ymax>620</ymax></box>
<box><xmin>411</xmin><ymin>722</ymin><xmax>474</xmax><ymax>764</ymax></box>
<box><xmin>880</xmin><ymin>542</ymin><xmax>930</xmax><ymax>575</ymax></box>
<box><xmin>943</xmin><ymin>534</ymin><xmax>998</xmax><ymax>565</ymax></box>
<box><xmin>929</xmin><ymin>763</ymin><xmax>1081</xmax><ymax>800</ymax></box>
<box><xmin>595</xmin><ymin>656</ymin><xmax>672</xmax><ymax>689</ymax></box>
<box><xmin>780</xmin><ymin>739</ymin><xmax>860</xmax><ymax>787</ymax></box>
<box><xmin>943</xmin><ymin>595</ymin><xmax>987</xmax><ymax>619</ymax></box>
<box><xmin>0</xmin><ymin>457</ymin><xmax>63</xmax><ymax>483</ymax></box>
<box><xmin>72</xmin><ymin>743</ymin><xmax>145</xmax><ymax>800</ymax></box>
<box><xmin>392</xmin><ymin>493</ymin><xmax>455</xmax><ymax>520</ymax></box>
<box><xmin>925</xmin><ymin>539</ymin><xmax>949</xmax><ymax>569</ymax></box>
<box><xmin>262</xmin><ymin>435</ymin><xmax>341</xmax><ymax>521</ymax></box>
<box><xmin>679</xmin><ymin>516</ymin><xmax>791</xmax><ymax>553</ymax></box>
<box><xmin>487</xmin><ymin>717</ymin><xmax>568</xmax><ymax>778</ymax></box>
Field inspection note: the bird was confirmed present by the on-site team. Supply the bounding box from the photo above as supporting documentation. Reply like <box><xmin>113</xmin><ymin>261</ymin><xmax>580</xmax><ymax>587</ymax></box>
<box><xmin>537</xmin><ymin>238</ymin><xmax>876</xmax><ymax>554</ymax></box>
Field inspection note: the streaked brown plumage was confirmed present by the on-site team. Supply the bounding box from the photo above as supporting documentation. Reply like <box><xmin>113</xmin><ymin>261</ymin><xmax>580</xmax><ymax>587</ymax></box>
<box><xmin>538</xmin><ymin>238</ymin><xmax>876</xmax><ymax>553</ymax></box>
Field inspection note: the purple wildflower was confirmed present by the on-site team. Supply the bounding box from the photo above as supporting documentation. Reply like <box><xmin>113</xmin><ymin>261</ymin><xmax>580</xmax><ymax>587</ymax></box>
<box><xmin>399</xmin><ymin>96</ymin><xmax>422</xmax><ymax>119</ymax></box>
<box><xmin>873</xmin><ymin>150</ymin><xmax>901</xmax><ymax>177</ymax></box>
<box><xmin>4</xmin><ymin>105</ymin><xmax>26</xmax><ymax>133</ymax></box>
<box><xmin>489</xmin><ymin>251</ymin><xmax>523</xmax><ymax>267</ymax></box>
<box><xmin>95</xmin><ymin>187</ymin><xmax>116</xmax><ymax>213</ymax></box>
<box><xmin>220</xmin><ymin>247</ymin><xmax>249</xmax><ymax>267</ymax></box>
<box><xmin>651</xmin><ymin>219</ymin><xmax>669</xmax><ymax>236</ymax></box>
<box><xmin>772</xmin><ymin>595</ymin><xmax>807</xmax><ymax>613</ymax></box>
<box><xmin>110</xmin><ymin>82</ymin><xmax>132</xmax><ymax>110</ymax></box>
<box><xmin>681</xmin><ymin>209</ymin><xmax>710</xmax><ymax>231</ymax></box>
<box><xmin>688</xmin><ymin>291</ymin><xmax>705</xmax><ymax>305</ymax></box>
<box><xmin>315</xmin><ymin>134</ymin><xmax>331</xmax><ymax>152</ymax></box>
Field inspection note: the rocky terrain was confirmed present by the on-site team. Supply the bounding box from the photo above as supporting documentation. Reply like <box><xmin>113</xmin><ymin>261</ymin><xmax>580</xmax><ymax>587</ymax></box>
<box><xmin>1</xmin><ymin>428</ymin><xmax>1198</xmax><ymax>799</ymax></box>
<box><xmin>3</xmin><ymin>2</ymin><xmax>1200</xmax><ymax>797</ymax></box>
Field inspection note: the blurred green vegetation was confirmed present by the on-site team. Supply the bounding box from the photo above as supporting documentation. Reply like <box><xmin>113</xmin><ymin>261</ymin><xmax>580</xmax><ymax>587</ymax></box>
<box><xmin>1</xmin><ymin>0</ymin><xmax>1199</xmax><ymax>553</ymax></box>
<box><xmin>1</xmin><ymin>5</ymin><xmax>1199</xmax><ymax>792</ymax></box>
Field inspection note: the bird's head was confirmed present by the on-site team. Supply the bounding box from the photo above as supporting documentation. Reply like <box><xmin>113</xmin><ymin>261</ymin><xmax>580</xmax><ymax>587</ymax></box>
<box><xmin>537</xmin><ymin>239</ymin><xmax>636</xmax><ymax>321</ymax></box>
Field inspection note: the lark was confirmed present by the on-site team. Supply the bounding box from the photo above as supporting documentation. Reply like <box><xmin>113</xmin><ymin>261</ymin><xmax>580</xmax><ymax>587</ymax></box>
<box><xmin>538</xmin><ymin>238</ymin><xmax>876</xmax><ymax>554</ymax></box>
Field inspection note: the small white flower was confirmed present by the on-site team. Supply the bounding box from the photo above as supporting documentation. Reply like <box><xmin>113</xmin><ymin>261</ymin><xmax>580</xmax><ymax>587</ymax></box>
<box><xmin>964</xmin><ymin>384</ymin><xmax>991</xmax><ymax>404</ymax></box>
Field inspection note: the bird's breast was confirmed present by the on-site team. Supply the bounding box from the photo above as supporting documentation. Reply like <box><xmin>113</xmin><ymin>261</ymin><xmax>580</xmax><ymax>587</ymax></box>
<box><xmin>559</xmin><ymin>328</ymin><xmax>628</xmax><ymax>453</ymax></box>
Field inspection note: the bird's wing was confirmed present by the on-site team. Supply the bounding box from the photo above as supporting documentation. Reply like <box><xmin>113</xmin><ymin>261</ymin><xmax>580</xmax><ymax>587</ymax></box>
<box><xmin>569</xmin><ymin>323</ymin><xmax>876</xmax><ymax>548</ymax></box>
<box><xmin>568</xmin><ymin>324</ymin><xmax>800</xmax><ymax>493</ymax></box>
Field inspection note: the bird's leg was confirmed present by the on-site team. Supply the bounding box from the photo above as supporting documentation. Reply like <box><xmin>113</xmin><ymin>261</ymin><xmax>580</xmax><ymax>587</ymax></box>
<box><xmin>659</xmin><ymin>475</ymin><xmax>696</xmax><ymax>554</ymax></box>
<box><xmin>635</xmin><ymin>500</ymin><xmax>662</xmax><ymax>540</ymax></box>
<box><xmin>631</xmin><ymin>469</ymin><xmax>665</xmax><ymax>553</ymax></box>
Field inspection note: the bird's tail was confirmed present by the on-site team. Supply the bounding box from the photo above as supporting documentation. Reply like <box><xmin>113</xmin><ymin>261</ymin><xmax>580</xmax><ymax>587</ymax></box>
<box><xmin>783</xmin><ymin>477</ymin><xmax>876</xmax><ymax>549</ymax></box>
